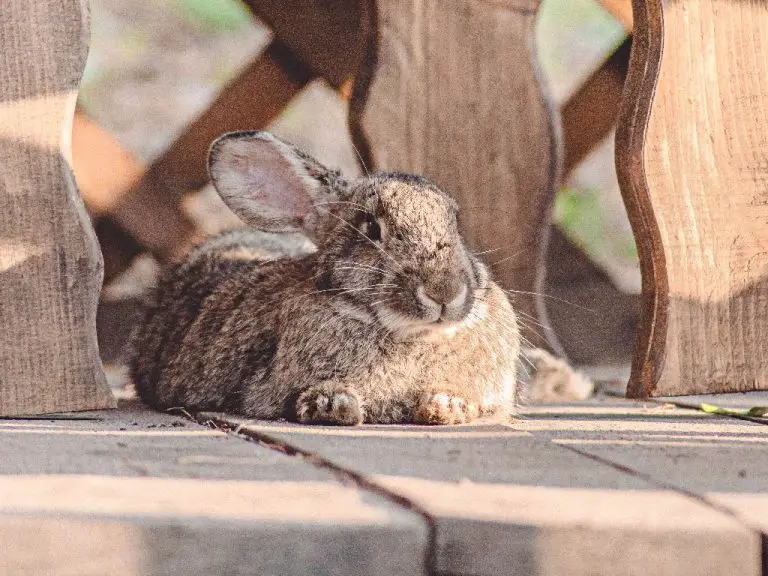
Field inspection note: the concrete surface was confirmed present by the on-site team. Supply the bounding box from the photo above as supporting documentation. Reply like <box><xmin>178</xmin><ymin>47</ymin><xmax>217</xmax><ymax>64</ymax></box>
<box><xmin>524</xmin><ymin>400</ymin><xmax>768</xmax><ymax>537</ymax></box>
<box><xmin>0</xmin><ymin>401</ymin><xmax>427</xmax><ymax>576</ymax></box>
<box><xmin>224</xmin><ymin>405</ymin><xmax>764</xmax><ymax>576</ymax></box>
<box><xmin>2</xmin><ymin>396</ymin><xmax>766</xmax><ymax>576</ymax></box>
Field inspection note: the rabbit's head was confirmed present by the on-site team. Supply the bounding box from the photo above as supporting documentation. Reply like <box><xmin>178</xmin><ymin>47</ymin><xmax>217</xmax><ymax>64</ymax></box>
<box><xmin>209</xmin><ymin>132</ymin><xmax>490</xmax><ymax>338</ymax></box>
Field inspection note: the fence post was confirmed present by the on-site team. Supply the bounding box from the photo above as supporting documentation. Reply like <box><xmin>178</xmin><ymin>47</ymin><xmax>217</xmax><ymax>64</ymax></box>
<box><xmin>352</xmin><ymin>0</ymin><xmax>562</xmax><ymax>351</ymax></box>
<box><xmin>616</xmin><ymin>0</ymin><xmax>768</xmax><ymax>396</ymax></box>
<box><xmin>0</xmin><ymin>0</ymin><xmax>115</xmax><ymax>414</ymax></box>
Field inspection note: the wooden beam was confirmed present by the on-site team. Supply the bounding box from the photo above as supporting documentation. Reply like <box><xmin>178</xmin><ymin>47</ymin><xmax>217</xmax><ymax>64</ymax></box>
<box><xmin>93</xmin><ymin>217</ymin><xmax>143</xmax><ymax>285</ymax></box>
<box><xmin>71</xmin><ymin>111</ymin><xmax>144</xmax><ymax>283</ymax></box>
<box><xmin>546</xmin><ymin>38</ymin><xmax>635</xmax><ymax>366</ymax></box>
<box><xmin>0</xmin><ymin>0</ymin><xmax>115</xmax><ymax>415</ymax></box>
<box><xmin>72</xmin><ymin>111</ymin><xmax>145</xmax><ymax>215</ymax></box>
<box><xmin>562</xmin><ymin>37</ymin><xmax>630</xmax><ymax>178</ymax></box>
<box><xmin>616</xmin><ymin>0</ymin><xmax>768</xmax><ymax>396</ymax></box>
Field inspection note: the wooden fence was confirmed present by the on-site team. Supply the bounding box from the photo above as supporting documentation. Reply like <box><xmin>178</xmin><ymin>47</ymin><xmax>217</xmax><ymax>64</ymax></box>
<box><xmin>1</xmin><ymin>0</ymin><xmax>766</xmax><ymax>415</ymax></box>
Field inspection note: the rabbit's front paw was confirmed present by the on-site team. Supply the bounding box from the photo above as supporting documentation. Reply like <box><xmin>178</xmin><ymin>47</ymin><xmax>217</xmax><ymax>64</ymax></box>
<box><xmin>296</xmin><ymin>385</ymin><xmax>363</xmax><ymax>426</ymax></box>
<box><xmin>413</xmin><ymin>392</ymin><xmax>479</xmax><ymax>425</ymax></box>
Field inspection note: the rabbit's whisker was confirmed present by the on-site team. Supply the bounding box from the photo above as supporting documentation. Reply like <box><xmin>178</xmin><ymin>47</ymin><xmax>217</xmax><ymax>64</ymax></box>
<box><xmin>334</xmin><ymin>260</ymin><xmax>391</xmax><ymax>275</ymax></box>
<box><xmin>472</xmin><ymin>295</ymin><xmax>545</xmax><ymax>345</ymax></box>
<box><xmin>309</xmin><ymin>286</ymin><xmax>392</xmax><ymax>297</ymax></box>
<box><xmin>476</xmin><ymin>295</ymin><xmax>553</xmax><ymax>333</ymax></box>
<box><xmin>489</xmin><ymin>249</ymin><xmax>528</xmax><ymax>268</ymax></box>
<box><xmin>518</xmin><ymin>352</ymin><xmax>536</xmax><ymax>373</ymax></box>
<box><xmin>334</xmin><ymin>266</ymin><xmax>391</xmax><ymax>276</ymax></box>
<box><xmin>472</xmin><ymin>247</ymin><xmax>504</xmax><ymax>256</ymax></box>
<box><xmin>499</xmin><ymin>288</ymin><xmax>595</xmax><ymax>313</ymax></box>
<box><xmin>350</xmin><ymin>139</ymin><xmax>371</xmax><ymax>176</ymax></box>
<box><xmin>313</xmin><ymin>200</ymin><xmax>370</xmax><ymax>211</ymax></box>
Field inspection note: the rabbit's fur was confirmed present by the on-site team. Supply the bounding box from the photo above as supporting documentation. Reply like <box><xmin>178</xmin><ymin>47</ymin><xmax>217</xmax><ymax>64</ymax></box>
<box><xmin>129</xmin><ymin>131</ymin><xmax>587</xmax><ymax>425</ymax></box>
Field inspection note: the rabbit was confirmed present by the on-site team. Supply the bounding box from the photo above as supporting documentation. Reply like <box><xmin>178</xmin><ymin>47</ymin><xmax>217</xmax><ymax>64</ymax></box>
<box><xmin>128</xmin><ymin>131</ymin><xmax>591</xmax><ymax>426</ymax></box>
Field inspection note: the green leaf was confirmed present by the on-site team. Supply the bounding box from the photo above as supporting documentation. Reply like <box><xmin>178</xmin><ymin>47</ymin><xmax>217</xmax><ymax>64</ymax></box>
<box><xmin>699</xmin><ymin>403</ymin><xmax>768</xmax><ymax>418</ymax></box>
<box><xmin>175</xmin><ymin>0</ymin><xmax>251</xmax><ymax>33</ymax></box>
<box><xmin>699</xmin><ymin>403</ymin><xmax>730</xmax><ymax>415</ymax></box>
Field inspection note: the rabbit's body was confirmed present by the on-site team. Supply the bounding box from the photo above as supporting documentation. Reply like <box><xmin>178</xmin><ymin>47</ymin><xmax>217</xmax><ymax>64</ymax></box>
<box><xmin>130</xmin><ymin>131</ymin><xmax>584</xmax><ymax>426</ymax></box>
<box><xmin>131</xmin><ymin>229</ymin><xmax>519</xmax><ymax>424</ymax></box>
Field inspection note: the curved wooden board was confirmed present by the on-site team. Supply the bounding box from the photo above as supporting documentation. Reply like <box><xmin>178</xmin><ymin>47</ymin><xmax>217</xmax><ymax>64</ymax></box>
<box><xmin>351</xmin><ymin>0</ymin><xmax>563</xmax><ymax>350</ymax></box>
<box><xmin>617</xmin><ymin>0</ymin><xmax>768</xmax><ymax>397</ymax></box>
<box><xmin>0</xmin><ymin>0</ymin><xmax>115</xmax><ymax>414</ymax></box>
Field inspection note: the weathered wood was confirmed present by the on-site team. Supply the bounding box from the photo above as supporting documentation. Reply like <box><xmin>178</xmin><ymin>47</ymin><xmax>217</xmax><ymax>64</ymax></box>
<box><xmin>0</xmin><ymin>0</ymin><xmax>115</xmax><ymax>414</ymax></box>
<box><xmin>353</xmin><ymin>0</ymin><xmax>561</xmax><ymax>349</ymax></box>
<box><xmin>243</xmin><ymin>0</ymin><xmax>367</xmax><ymax>91</ymax></box>
<box><xmin>616</xmin><ymin>0</ymin><xmax>768</xmax><ymax>396</ymax></box>
<box><xmin>0</xmin><ymin>402</ymin><xmax>429</xmax><ymax>575</ymax></box>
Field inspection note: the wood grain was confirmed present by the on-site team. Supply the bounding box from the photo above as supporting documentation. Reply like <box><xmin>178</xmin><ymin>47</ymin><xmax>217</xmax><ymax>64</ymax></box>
<box><xmin>617</xmin><ymin>0</ymin><xmax>768</xmax><ymax>396</ymax></box>
<box><xmin>0</xmin><ymin>0</ymin><xmax>115</xmax><ymax>415</ymax></box>
<box><xmin>243</xmin><ymin>0</ymin><xmax>366</xmax><ymax>90</ymax></box>
<box><xmin>353</xmin><ymin>0</ymin><xmax>562</xmax><ymax>349</ymax></box>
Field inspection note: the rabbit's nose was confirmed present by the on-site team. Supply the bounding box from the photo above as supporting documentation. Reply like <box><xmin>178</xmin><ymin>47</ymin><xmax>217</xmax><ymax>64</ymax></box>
<box><xmin>418</xmin><ymin>278</ymin><xmax>468</xmax><ymax>312</ymax></box>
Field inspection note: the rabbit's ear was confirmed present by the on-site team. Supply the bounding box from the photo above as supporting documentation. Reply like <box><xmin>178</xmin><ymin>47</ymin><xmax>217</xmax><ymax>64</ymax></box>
<box><xmin>208</xmin><ymin>131</ymin><xmax>345</xmax><ymax>242</ymax></box>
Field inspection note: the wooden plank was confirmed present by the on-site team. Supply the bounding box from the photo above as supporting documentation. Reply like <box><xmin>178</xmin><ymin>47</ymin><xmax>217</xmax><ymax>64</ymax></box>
<box><xmin>352</xmin><ymin>0</ymin><xmax>561</xmax><ymax>349</ymax></box>
<box><xmin>548</xmin><ymin>38</ymin><xmax>638</xmax><ymax>366</ymax></box>
<box><xmin>93</xmin><ymin>217</ymin><xmax>143</xmax><ymax>285</ymax></box>
<box><xmin>95</xmin><ymin>1</ymin><xmax>362</xmax><ymax>277</ymax></box>
<box><xmin>72</xmin><ymin>111</ymin><xmax>145</xmax><ymax>216</ymax></box>
<box><xmin>616</xmin><ymin>0</ymin><xmax>768</xmax><ymax>396</ymax></box>
<box><xmin>109</xmin><ymin>41</ymin><xmax>311</xmax><ymax>263</ymax></box>
<box><xmin>0</xmin><ymin>0</ymin><xmax>115</xmax><ymax>415</ymax></box>
<box><xmin>89</xmin><ymin>0</ymin><xmax>366</xmax><ymax>280</ymax></box>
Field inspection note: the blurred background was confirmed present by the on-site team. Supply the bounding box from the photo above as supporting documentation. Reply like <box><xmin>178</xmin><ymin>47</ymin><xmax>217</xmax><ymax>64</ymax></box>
<box><xmin>76</xmin><ymin>0</ymin><xmax>638</xmax><ymax>386</ymax></box>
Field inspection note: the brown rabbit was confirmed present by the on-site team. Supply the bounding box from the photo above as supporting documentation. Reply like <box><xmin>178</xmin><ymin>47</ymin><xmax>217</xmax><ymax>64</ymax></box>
<box><xmin>128</xmin><ymin>131</ymin><xmax>589</xmax><ymax>425</ymax></box>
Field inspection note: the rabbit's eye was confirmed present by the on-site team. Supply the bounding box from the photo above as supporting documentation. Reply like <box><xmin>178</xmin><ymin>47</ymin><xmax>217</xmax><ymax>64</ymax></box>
<box><xmin>363</xmin><ymin>214</ymin><xmax>382</xmax><ymax>242</ymax></box>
